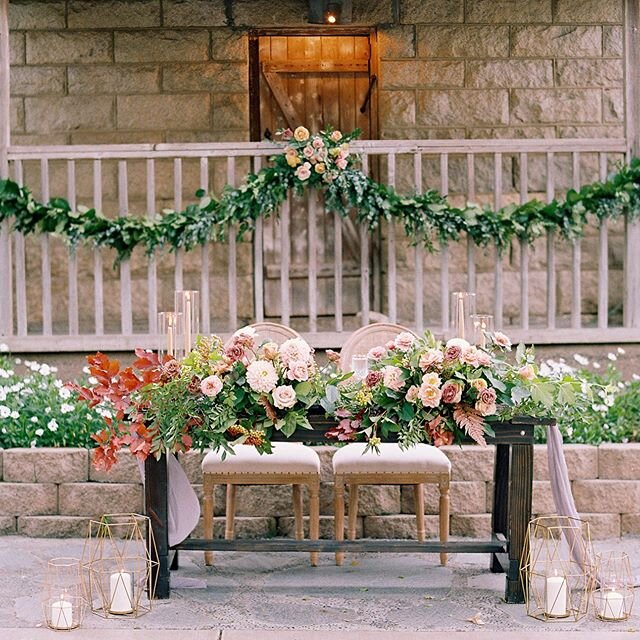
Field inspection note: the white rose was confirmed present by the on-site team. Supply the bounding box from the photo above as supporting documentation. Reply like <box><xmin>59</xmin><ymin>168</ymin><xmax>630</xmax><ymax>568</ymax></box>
<box><xmin>272</xmin><ymin>385</ymin><xmax>297</xmax><ymax>409</ymax></box>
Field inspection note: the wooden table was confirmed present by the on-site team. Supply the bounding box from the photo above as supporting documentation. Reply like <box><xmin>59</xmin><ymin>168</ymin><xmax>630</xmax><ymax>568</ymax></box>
<box><xmin>145</xmin><ymin>416</ymin><xmax>547</xmax><ymax>604</ymax></box>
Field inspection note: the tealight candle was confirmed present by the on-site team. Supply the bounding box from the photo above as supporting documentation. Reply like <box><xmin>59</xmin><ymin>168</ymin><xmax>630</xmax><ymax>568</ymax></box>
<box><xmin>51</xmin><ymin>593</ymin><xmax>73</xmax><ymax>629</ymax></box>
<box><xmin>599</xmin><ymin>589</ymin><xmax>625</xmax><ymax>620</ymax></box>
<box><xmin>109</xmin><ymin>570</ymin><xmax>133</xmax><ymax>614</ymax></box>
<box><xmin>545</xmin><ymin>571</ymin><xmax>568</xmax><ymax>617</ymax></box>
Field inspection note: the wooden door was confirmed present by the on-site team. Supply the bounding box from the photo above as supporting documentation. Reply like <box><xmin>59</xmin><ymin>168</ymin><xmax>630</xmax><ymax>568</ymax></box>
<box><xmin>250</xmin><ymin>32</ymin><xmax>378</xmax><ymax>324</ymax></box>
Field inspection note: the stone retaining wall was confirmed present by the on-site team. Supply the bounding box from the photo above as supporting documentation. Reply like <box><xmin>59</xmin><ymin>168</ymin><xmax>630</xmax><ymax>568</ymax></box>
<box><xmin>1</xmin><ymin>443</ymin><xmax>639</xmax><ymax>540</ymax></box>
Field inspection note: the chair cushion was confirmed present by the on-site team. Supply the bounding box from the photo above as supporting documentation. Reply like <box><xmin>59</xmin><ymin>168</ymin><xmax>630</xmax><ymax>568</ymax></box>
<box><xmin>202</xmin><ymin>442</ymin><xmax>321</xmax><ymax>475</ymax></box>
<box><xmin>332</xmin><ymin>443</ymin><xmax>451</xmax><ymax>475</ymax></box>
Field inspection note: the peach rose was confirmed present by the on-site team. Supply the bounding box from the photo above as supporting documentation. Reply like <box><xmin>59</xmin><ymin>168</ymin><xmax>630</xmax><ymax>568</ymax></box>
<box><xmin>476</xmin><ymin>387</ymin><xmax>497</xmax><ymax>416</ymax></box>
<box><xmin>314</xmin><ymin>162</ymin><xmax>326</xmax><ymax>174</ymax></box>
<box><xmin>294</xmin><ymin>126</ymin><xmax>310</xmax><ymax>142</ymax></box>
<box><xmin>422</xmin><ymin>372</ymin><xmax>441</xmax><ymax>387</ymax></box>
<box><xmin>405</xmin><ymin>385</ymin><xmax>419</xmax><ymax>403</ymax></box>
<box><xmin>367</xmin><ymin>345</ymin><xmax>387</xmax><ymax>361</ymax></box>
<box><xmin>419</xmin><ymin>349</ymin><xmax>444</xmax><ymax>371</ymax></box>
<box><xmin>261</xmin><ymin>342</ymin><xmax>279</xmax><ymax>361</ymax></box>
<box><xmin>470</xmin><ymin>378</ymin><xmax>488</xmax><ymax>392</ymax></box>
<box><xmin>394</xmin><ymin>332</ymin><xmax>416</xmax><ymax>352</ymax></box>
<box><xmin>493</xmin><ymin>331</ymin><xmax>512</xmax><ymax>349</ymax></box>
<box><xmin>419</xmin><ymin>382</ymin><xmax>442</xmax><ymax>408</ymax></box>
<box><xmin>382</xmin><ymin>365</ymin><xmax>405</xmax><ymax>392</ymax></box>
<box><xmin>441</xmin><ymin>380</ymin><xmax>463</xmax><ymax>404</ymax></box>
<box><xmin>461</xmin><ymin>346</ymin><xmax>480</xmax><ymax>367</ymax></box>
<box><xmin>518</xmin><ymin>364</ymin><xmax>536</xmax><ymax>380</ymax></box>
<box><xmin>330</xmin><ymin>130</ymin><xmax>342</xmax><ymax>141</ymax></box>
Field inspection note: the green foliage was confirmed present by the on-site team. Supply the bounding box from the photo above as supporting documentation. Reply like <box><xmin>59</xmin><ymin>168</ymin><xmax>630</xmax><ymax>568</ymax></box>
<box><xmin>0</xmin><ymin>350</ymin><xmax>104</xmax><ymax>448</ymax></box>
<box><xmin>1</xmin><ymin>131</ymin><xmax>639</xmax><ymax>263</ymax></box>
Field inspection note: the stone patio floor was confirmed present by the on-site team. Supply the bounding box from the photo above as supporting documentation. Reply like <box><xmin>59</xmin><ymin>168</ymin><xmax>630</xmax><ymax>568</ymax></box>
<box><xmin>1</xmin><ymin>535</ymin><xmax>639</xmax><ymax>639</ymax></box>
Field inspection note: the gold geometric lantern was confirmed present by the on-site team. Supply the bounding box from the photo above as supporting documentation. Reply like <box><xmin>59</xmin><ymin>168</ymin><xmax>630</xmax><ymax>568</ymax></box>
<box><xmin>593</xmin><ymin>551</ymin><xmax>635</xmax><ymax>621</ymax></box>
<box><xmin>520</xmin><ymin>515</ymin><xmax>595</xmax><ymax>622</ymax></box>
<box><xmin>42</xmin><ymin>557</ymin><xmax>87</xmax><ymax>630</ymax></box>
<box><xmin>82</xmin><ymin>513</ymin><xmax>158</xmax><ymax>618</ymax></box>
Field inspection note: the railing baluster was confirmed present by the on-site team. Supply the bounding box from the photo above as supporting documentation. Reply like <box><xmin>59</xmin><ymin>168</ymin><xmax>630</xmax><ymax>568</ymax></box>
<box><xmin>387</xmin><ymin>153</ymin><xmax>397</xmax><ymax>324</ymax></box>
<box><xmin>493</xmin><ymin>153</ymin><xmax>503</xmax><ymax>326</ymax></box>
<box><xmin>199</xmin><ymin>157</ymin><xmax>210</xmax><ymax>333</ymax></box>
<box><xmin>146</xmin><ymin>158</ymin><xmax>158</xmax><ymax>334</ymax></box>
<box><xmin>440</xmin><ymin>245</ymin><xmax>449</xmax><ymax>334</ymax></box>
<box><xmin>40</xmin><ymin>158</ymin><xmax>52</xmax><ymax>336</ymax></box>
<box><xmin>67</xmin><ymin>160</ymin><xmax>79</xmax><ymax>335</ymax></box>
<box><xmin>280</xmin><ymin>193</ymin><xmax>291</xmax><ymax>326</ymax></box>
<box><xmin>118</xmin><ymin>160</ymin><xmax>133</xmax><ymax>335</ymax></box>
<box><xmin>520</xmin><ymin>240</ymin><xmax>529</xmax><ymax>330</ymax></box>
<box><xmin>227</xmin><ymin>156</ymin><xmax>237</xmax><ymax>331</ymax></box>
<box><xmin>252</xmin><ymin>156</ymin><xmax>264</xmax><ymax>323</ymax></box>
<box><xmin>308</xmin><ymin>190</ymin><xmax>318</xmax><ymax>333</ymax></box>
<box><xmin>465</xmin><ymin>153</ymin><xmax>476</xmax><ymax>295</ymax></box>
<box><xmin>14</xmin><ymin>160</ymin><xmax>26</xmax><ymax>336</ymax></box>
<box><xmin>414</xmin><ymin>151</ymin><xmax>423</xmax><ymax>332</ymax></box>
<box><xmin>519</xmin><ymin>152</ymin><xmax>528</xmax><ymax>204</ymax></box>
<box><xmin>571</xmin><ymin>152</ymin><xmax>582</xmax><ymax>329</ymax></box>
<box><xmin>93</xmin><ymin>160</ymin><xmax>104</xmax><ymax>336</ymax></box>
<box><xmin>360</xmin><ymin>223</ymin><xmax>370</xmax><ymax>326</ymax></box>
<box><xmin>334</xmin><ymin>210</ymin><xmax>343</xmax><ymax>332</ymax></box>
<box><xmin>546</xmin><ymin>153</ymin><xmax>556</xmax><ymax>330</ymax></box>
<box><xmin>173</xmin><ymin>158</ymin><xmax>183</xmax><ymax>292</ymax></box>
<box><xmin>598</xmin><ymin>220</ymin><xmax>609</xmax><ymax>330</ymax></box>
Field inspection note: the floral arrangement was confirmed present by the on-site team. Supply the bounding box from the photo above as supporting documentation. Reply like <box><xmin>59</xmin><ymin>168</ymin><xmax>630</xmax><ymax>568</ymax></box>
<box><xmin>71</xmin><ymin>328</ymin><xmax>326</xmax><ymax>470</ymax></box>
<box><xmin>326</xmin><ymin>331</ymin><xmax>586</xmax><ymax>451</ymax></box>
<box><xmin>1</xmin><ymin>128</ymin><xmax>639</xmax><ymax>262</ymax></box>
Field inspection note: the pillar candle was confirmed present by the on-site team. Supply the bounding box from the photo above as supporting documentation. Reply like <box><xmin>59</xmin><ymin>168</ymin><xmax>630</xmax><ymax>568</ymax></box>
<box><xmin>50</xmin><ymin>594</ymin><xmax>73</xmax><ymax>629</ymax></box>
<box><xmin>545</xmin><ymin>573</ymin><xmax>568</xmax><ymax>617</ymax></box>
<box><xmin>109</xmin><ymin>570</ymin><xmax>133</xmax><ymax>614</ymax></box>
<box><xmin>600</xmin><ymin>589</ymin><xmax>625</xmax><ymax>620</ymax></box>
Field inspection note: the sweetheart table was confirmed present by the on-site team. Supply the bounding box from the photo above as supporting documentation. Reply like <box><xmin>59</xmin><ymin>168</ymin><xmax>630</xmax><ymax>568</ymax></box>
<box><xmin>144</xmin><ymin>414</ymin><xmax>550</xmax><ymax>604</ymax></box>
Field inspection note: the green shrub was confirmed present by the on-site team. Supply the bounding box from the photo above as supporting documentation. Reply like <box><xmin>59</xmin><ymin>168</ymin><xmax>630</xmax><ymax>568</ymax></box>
<box><xmin>0</xmin><ymin>348</ymin><xmax>104</xmax><ymax>449</ymax></box>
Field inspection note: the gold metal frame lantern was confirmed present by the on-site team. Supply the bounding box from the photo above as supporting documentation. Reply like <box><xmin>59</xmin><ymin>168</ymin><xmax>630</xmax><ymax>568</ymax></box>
<box><xmin>520</xmin><ymin>515</ymin><xmax>595</xmax><ymax>622</ymax></box>
<box><xmin>593</xmin><ymin>551</ymin><xmax>635</xmax><ymax>621</ymax></box>
<box><xmin>42</xmin><ymin>557</ymin><xmax>88</xmax><ymax>630</ymax></box>
<box><xmin>83</xmin><ymin>513</ymin><xmax>158</xmax><ymax>619</ymax></box>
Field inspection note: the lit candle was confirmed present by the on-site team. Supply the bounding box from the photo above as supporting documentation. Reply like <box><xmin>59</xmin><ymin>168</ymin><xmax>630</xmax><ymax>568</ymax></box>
<box><xmin>184</xmin><ymin>291</ymin><xmax>192</xmax><ymax>354</ymax></box>
<box><xmin>600</xmin><ymin>589</ymin><xmax>625</xmax><ymax>620</ymax></box>
<box><xmin>167</xmin><ymin>314</ymin><xmax>175</xmax><ymax>357</ymax></box>
<box><xmin>457</xmin><ymin>294</ymin><xmax>465</xmax><ymax>340</ymax></box>
<box><xmin>109</xmin><ymin>570</ymin><xmax>133</xmax><ymax>614</ymax></box>
<box><xmin>50</xmin><ymin>593</ymin><xmax>73</xmax><ymax>629</ymax></box>
<box><xmin>545</xmin><ymin>571</ymin><xmax>568</xmax><ymax>617</ymax></box>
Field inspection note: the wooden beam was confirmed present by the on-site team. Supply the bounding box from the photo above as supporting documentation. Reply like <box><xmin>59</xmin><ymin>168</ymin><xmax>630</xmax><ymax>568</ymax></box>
<box><xmin>261</xmin><ymin>67</ymin><xmax>302</xmax><ymax>130</ymax></box>
<box><xmin>263</xmin><ymin>61</ymin><xmax>369</xmax><ymax>73</ymax></box>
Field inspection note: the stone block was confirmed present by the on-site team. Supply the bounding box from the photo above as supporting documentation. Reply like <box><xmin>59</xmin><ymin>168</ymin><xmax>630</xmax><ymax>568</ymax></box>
<box><xmin>603</xmin><ymin>26</ymin><xmax>623</xmax><ymax>57</ymax></box>
<box><xmin>11</xmin><ymin>97</ymin><xmax>24</xmax><ymax>132</ymax></box>
<box><xmin>26</xmin><ymin>31</ymin><xmax>113</xmax><ymax>65</ymax></box>
<box><xmin>417</xmin><ymin>90</ymin><xmax>509</xmax><ymax>127</ymax></box>
<box><xmin>89</xmin><ymin>450</ymin><xmax>141</xmax><ymax>483</ymax></box>
<box><xmin>416</xmin><ymin>26</ymin><xmax>509</xmax><ymax>58</ymax></box>
<box><xmin>68</xmin><ymin>64</ymin><xmax>160</xmax><ymax>95</ymax></box>
<box><xmin>558</xmin><ymin>125</ymin><xmax>625</xmax><ymax>139</ymax></box>
<box><xmin>364</xmin><ymin>514</ymin><xmax>440</xmax><ymax>539</ymax></box>
<box><xmin>598</xmin><ymin>444</ymin><xmax>640</xmax><ymax>480</ymax></box>
<box><xmin>213</xmin><ymin>92</ymin><xmax>248</xmax><ymax>130</ymax></box>
<box><xmin>379</xmin><ymin>91</ymin><xmax>415</xmax><ymax>127</ymax></box>
<box><xmin>278</xmin><ymin>515</ymin><xmax>364</xmax><ymax>539</ymax></box>
<box><xmin>353</xmin><ymin>485</ymin><xmax>401</xmax><ymax>516</ymax></box>
<box><xmin>532</xmin><ymin>481</ymin><xmax>555</xmax><ymax>514</ymax></box>
<box><xmin>400</xmin><ymin>0</ymin><xmax>463</xmax><ymax>23</ymax></box>
<box><xmin>192</xmin><ymin>483</ymin><xmax>227</xmax><ymax>516</ymax></box>
<box><xmin>378</xmin><ymin>25</ymin><xmax>415</xmax><ymax>59</ymax></box>
<box><xmin>233</xmin><ymin>0</ymin><xmax>308</xmax><ymax>26</ymax></box>
<box><xmin>18</xmin><ymin>515</ymin><xmax>90</xmax><ymax>538</ymax></box>
<box><xmin>450</xmin><ymin>514</ymin><xmax>491</xmax><ymax>538</ymax></box>
<box><xmin>25</xmin><ymin>96</ymin><xmax>114</xmax><ymax>133</ymax></box>
<box><xmin>163</xmin><ymin>62</ymin><xmax>247</xmax><ymax>93</ymax></box>
<box><xmin>511</xmin><ymin>89</ymin><xmax>601</xmax><ymax>124</ymax></box>
<box><xmin>579</xmin><ymin>513</ymin><xmax>620</xmax><ymax>539</ymax></box>
<box><xmin>466</xmin><ymin>60</ymin><xmax>553</xmax><ymax>89</ymax></box>
<box><xmin>0</xmin><ymin>516</ymin><xmax>16</xmax><ymax>534</ymax></box>
<box><xmin>117</xmin><ymin>94</ymin><xmax>210</xmax><ymax>130</ymax></box>
<box><xmin>58</xmin><ymin>483</ymin><xmax>143</xmax><ymax>517</ymax></box>
<box><xmin>210</xmin><ymin>29</ymin><xmax>247</xmax><ymax>61</ymax></box>
<box><xmin>604</xmin><ymin>88</ymin><xmax>624</xmax><ymax>123</ymax></box>
<box><xmin>565</xmin><ymin>445</ymin><xmax>599</xmax><ymax>480</ymax></box>
<box><xmin>573</xmin><ymin>480</ymin><xmax>640</xmax><ymax>514</ymax></box>
<box><xmin>465</xmin><ymin>0</ymin><xmax>552</xmax><ymax>23</ymax></box>
<box><xmin>621</xmin><ymin>513</ymin><xmax>640</xmax><ymax>536</ymax></box>
<box><xmin>556</xmin><ymin>59</ymin><xmax>623</xmax><ymax>88</ymax></box>
<box><xmin>69</xmin><ymin>0</ymin><xmax>161</xmax><ymax>27</ymax></box>
<box><xmin>9</xmin><ymin>0</ymin><xmax>65</xmax><ymax>29</ymax></box>
<box><xmin>10</xmin><ymin>66</ymin><xmax>66</xmax><ymax>96</ymax></box>
<box><xmin>511</xmin><ymin>26</ymin><xmax>601</xmax><ymax>57</ymax></box>
<box><xmin>0</xmin><ymin>483</ymin><xmax>57</xmax><ymax>516</ymax></box>
<box><xmin>352</xmin><ymin>0</ymin><xmax>394</xmax><ymax>24</ymax></box>
<box><xmin>441</xmin><ymin>445</ymin><xmax>495</xmax><ymax>482</ymax></box>
<box><xmin>163</xmin><ymin>0</ymin><xmax>226</xmax><ymax>26</ymax></box>
<box><xmin>191</xmin><ymin>516</ymin><xmax>276</xmax><ymax>539</ymax></box>
<box><xmin>3</xmin><ymin>448</ymin><xmax>88</xmax><ymax>483</ymax></box>
<box><xmin>554</xmin><ymin>0</ymin><xmax>623</xmax><ymax>23</ymax></box>
<box><xmin>114</xmin><ymin>30</ymin><xmax>209</xmax><ymax>63</ymax></box>
<box><xmin>381</xmin><ymin>61</ymin><xmax>463</xmax><ymax>89</ymax></box>
<box><xmin>10</xmin><ymin>32</ymin><xmax>25</xmax><ymax>65</ymax></box>
<box><xmin>402</xmin><ymin>481</ymin><xmax>486</xmax><ymax>515</ymax></box>
<box><xmin>0</xmin><ymin>449</ymin><xmax>3</xmax><ymax>480</ymax></box>
<box><xmin>233</xmin><ymin>484</ymin><xmax>294</xmax><ymax>517</ymax></box>
<box><xmin>180</xmin><ymin>450</ymin><xmax>205</xmax><ymax>484</ymax></box>
<box><xmin>533</xmin><ymin>445</ymin><xmax>549</xmax><ymax>481</ymax></box>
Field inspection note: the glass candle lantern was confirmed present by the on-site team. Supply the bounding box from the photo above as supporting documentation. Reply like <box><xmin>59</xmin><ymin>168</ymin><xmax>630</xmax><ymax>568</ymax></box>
<box><xmin>593</xmin><ymin>552</ymin><xmax>634</xmax><ymax>621</ymax></box>
<box><xmin>450</xmin><ymin>292</ymin><xmax>476</xmax><ymax>341</ymax></box>
<box><xmin>157</xmin><ymin>311</ymin><xmax>183</xmax><ymax>360</ymax></box>
<box><xmin>471</xmin><ymin>314</ymin><xmax>494</xmax><ymax>349</ymax></box>
<box><xmin>520</xmin><ymin>515</ymin><xmax>595</xmax><ymax>622</ymax></box>
<box><xmin>42</xmin><ymin>557</ymin><xmax>87</xmax><ymax>630</ymax></box>
<box><xmin>351</xmin><ymin>354</ymin><xmax>369</xmax><ymax>380</ymax></box>
<box><xmin>174</xmin><ymin>290</ymin><xmax>200</xmax><ymax>355</ymax></box>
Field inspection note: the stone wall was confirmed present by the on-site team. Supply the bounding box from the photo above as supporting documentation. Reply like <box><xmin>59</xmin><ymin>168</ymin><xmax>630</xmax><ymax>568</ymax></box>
<box><xmin>1</xmin><ymin>444</ymin><xmax>639</xmax><ymax>541</ymax></box>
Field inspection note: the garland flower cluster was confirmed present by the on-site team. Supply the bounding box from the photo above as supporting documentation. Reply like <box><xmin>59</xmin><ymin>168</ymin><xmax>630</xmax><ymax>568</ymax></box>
<box><xmin>2</xmin><ymin>127</ymin><xmax>638</xmax><ymax>263</ymax></box>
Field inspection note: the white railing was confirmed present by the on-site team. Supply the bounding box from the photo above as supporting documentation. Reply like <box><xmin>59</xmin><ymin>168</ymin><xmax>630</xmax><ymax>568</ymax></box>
<box><xmin>1</xmin><ymin>137</ymin><xmax>637</xmax><ymax>352</ymax></box>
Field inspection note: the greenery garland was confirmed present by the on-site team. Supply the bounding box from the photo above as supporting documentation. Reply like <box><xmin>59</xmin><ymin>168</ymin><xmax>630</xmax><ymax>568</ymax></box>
<box><xmin>0</xmin><ymin>126</ymin><xmax>639</xmax><ymax>263</ymax></box>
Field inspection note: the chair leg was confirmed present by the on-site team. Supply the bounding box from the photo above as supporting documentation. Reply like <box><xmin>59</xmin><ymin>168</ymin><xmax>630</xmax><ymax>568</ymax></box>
<box><xmin>225</xmin><ymin>484</ymin><xmax>237</xmax><ymax>540</ymax></box>
<box><xmin>309</xmin><ymin>478</ymin><xmax>320</xmax><ymax>567</ymax></box>
<box><xmin>414</xmin><ymin>483</ymin><xmax>426</xmax><ymax>542</ymax></box>
<box><xmin>203</xmin><ymin>475</ymin><xmax>215</xmax><ymax>566</ymax></box>
<box><xmin>348</xmin><ymin>483</ymin><xmax>359</xmax><ymax>541</ymax></box>
<box><xmin>292</xmin><ymin>484</ymin><xmax>304</xmax><ymax>540</ymax></box>
<box><xmin>334</xmin><ymin>476</ymin><xmax>345</xmax><ymax>566</ymax></box>
<box><xmin>439</xmin><ymin>476</ymin><xmax>450</xmax><ymax>566</ymax></box>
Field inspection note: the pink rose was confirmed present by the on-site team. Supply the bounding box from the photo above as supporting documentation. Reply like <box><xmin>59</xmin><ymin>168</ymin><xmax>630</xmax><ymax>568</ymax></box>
<box><xmin>382</xmin><ymin>365</ymin><xmax>405</xmax><ymax>392</ymax></box>
<box><xmin>441</xmin><ymin>380</ymin><xmax>463</xmax><ymax>404</ymax></box>
<box><xmin>385</xmin><ymin>340</ymin><xmax>396</xmax><ymax>350</ymax></box>
<box><xmin>493</xmin><ymin>331</ymin><xmax>512</xmax><ymax>349</ymax></box>
<box><xmin>461</xmin><ymin>346</ymin><xmax>480</xmax><ymax>367</ymax></box>
<box><xmin>476</xmin><ymin>401</ymin><xmax>497</xmax><ymax>416</ymax></box>
<box><xmin>233</xmin><ymin>326</ymin><xmax>257</xmax><ymax>349</ymax></box>
<box><xmin>477</xmin><ymin>349</ymin><xmax>492</xmax><ymax>367</ymax></box>
<box><xmin>405</xmin><ymin>385</ymin><xmax>419</xmax><ymax>403</ymax></box>
<box><xmin>479</xmin><ymin>387</ymin><xmax>497</xmax><ymax>405</ymax></box>
<box><xmin>394</xmin><ymin>332</ymin><xmax>416</xmax><ymax>352</ymax></box>
<box><xmin>365</xmin><ymin>371</ymin><xmax>383</xmax><ymax>387</ymax></box>
<box><xmin>303</xmin><ymin>145</ymin><xmax>314</xmax><ymax>158</ymax></box>
<box><xmin>272</xmin><ymin>385</ymin><xmax>296</xmax><ymax>409</ymax></box>
<box><xmin>287</xmin><ymin>360</ymin><xmax>310</xmax><ymax>382</ymax></box>
<box><xmin>476</xmin><ymin>387</ymin><xmax>497</xmax><ymax>416</ymax></box>
<box><xmin>419</xmin><ymin>349</ymin><xmax>444</xmax><ymax>371</ymax></box>
<box><xmin>281</xmin><ymin>128</ymin><xmax>293</xmax><ymax>141</ymax></box>
<box><xmin>336</xmin><ymin>157</ymin><xmax>347</xmax><ymax>170</ymax></box>
<box><xmin>224</xmin><ymin>343</ymin><xmax>245</xmax><ymax>363</ymax></box>
<box><xmin>418</xmin><ymin>382</ymin><xmax>442</xmax><ymax>408</ymax></box>
<box><xmin>312</xmin><ymin>136</ymin><xmax>325</xmax><ymax>149</ymax></box>
<box><xmin>367</xmin><ymin>345</ymin><xmax>387</xmax><ymax>361</ymax></box>
<box><xmin>295</xmin><ymin>163</ymin><xmax>311</xmax><ymax>181</ymax></box>
<box><xmin>444</xmin><ymin>345</ymin><xmax>462</xmax><ymax>361</ymax></box>
<box><xmin>518</xmin><ymin>364</ymin><xmax>536</xmax><ymax>380</ymax></box>
<box><xmin>200</xmin><ymin>375</ymin><xmax>223</xmax><ymax>397</ymax></box>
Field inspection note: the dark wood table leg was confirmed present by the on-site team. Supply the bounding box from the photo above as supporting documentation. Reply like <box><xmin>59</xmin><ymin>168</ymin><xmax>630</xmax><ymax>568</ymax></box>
<box><xmin>491</xmin><ymin>443</ymin><xmax>510</xmax><ymax>573</ymax></box>
<box><xmin>145</xmin><ymin>454</ymin><xmax>170</xmax><ymax>599</ymax></box>
<box><xmin>505</xmin><ymin>443</ymin><xmax>533</xmax><ymax>603</ymax></box>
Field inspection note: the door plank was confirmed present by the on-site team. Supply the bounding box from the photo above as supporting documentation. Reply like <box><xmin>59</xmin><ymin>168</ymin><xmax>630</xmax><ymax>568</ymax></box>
<box><xmin>262</xmin><ymin>68</ymin><xmax>302</xmax><ymax>129</ymax></box>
